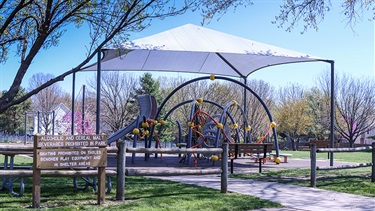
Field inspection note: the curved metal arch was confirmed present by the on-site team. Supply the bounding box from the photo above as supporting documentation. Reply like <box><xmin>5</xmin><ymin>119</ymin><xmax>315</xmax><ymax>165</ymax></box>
<box><xmin>187</xmin><ymin>101</ymin><xmax>196</xmax><ymax>149</ymax></box>
<box><xmin>155</xmin><ymin>99</ymin><xmax>243</xmax><ymax>146</ymax></box>
<box><xmin>215</xmin><ymin>101</ymin><xmax>235</xmax><ymax>147</ymax></box>
<box><xmin>154</xmin><ymin>75</ymin><xmax>279</xmax><ymax>156</ymax></box>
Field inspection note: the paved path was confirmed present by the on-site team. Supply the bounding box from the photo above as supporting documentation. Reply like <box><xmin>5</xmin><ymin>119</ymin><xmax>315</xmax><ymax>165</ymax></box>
<box><xmin>110</xmin><ymin>154</ymin><xmax>375</xmax><ymax>210</ymax></box>
<box><xmin>151</xmin><ymin>175</ymin><xmax>375</xmax><ymax>211</ymax></box>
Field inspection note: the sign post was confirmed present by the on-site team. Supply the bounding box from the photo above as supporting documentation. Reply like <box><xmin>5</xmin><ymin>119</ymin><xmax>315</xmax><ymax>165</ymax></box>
<box><xmin>32</xmin><ymin>134</ymin><xmax>107</xmax><ymax>208</ymax></box>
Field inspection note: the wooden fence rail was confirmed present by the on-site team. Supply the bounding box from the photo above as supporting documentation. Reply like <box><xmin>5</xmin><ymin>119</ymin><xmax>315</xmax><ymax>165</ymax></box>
<box><xmin>317</xmin><ymin>146</ymin><xmax>372</xmax><ymax>153</ymax></box>
<box><xmin>0</xmin><ymin>170</ymin><xmax>117</xmax><ymax>178</ymax></box>
<box><xmin>1</xmin><ymin>143</ymin><xmax>228</xmax><ymax>201</ymax></box>
<box><xmin>126</xmin><ymin>147</ymin><xmax>223</xmax><ymax>154</ymax></box>
<box><xmin>316</xmin><ymin>163</ymin><xmax>373</xmax><ymax>170</ymax></box>
<box><xmin>116</xmin><ymin>141</ymin><xmax>229</xmax><ymax>201</ymax></box>
<box><xmin>310</xmin><ymin>142</ymin><xmax>375</xmax><ymax>187</ymax></box>
<box><xmin>126</xmin><ymin>169</ymin><xmax>222</xmax><ymax>176</ymax></box>
<box><xmin>0</xmin><ymin>145</ymin><xmax>118</xmax><ymax>154</ymax></box>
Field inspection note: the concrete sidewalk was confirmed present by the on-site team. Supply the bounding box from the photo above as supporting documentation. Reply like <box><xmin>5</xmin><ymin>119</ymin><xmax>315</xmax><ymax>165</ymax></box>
<box><xmin>151</xmin><ymin>175</ymin><xmax>375</xmax><ymax>211</ymax></box>
<box><xmin>115</xmin><ymin>154</ymin><xmax>374</xmax><ymax>210</ymax></box>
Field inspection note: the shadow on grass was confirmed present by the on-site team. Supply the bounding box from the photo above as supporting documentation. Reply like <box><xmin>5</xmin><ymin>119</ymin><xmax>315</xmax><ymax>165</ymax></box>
<box><xmin>0</xmin><ymin>176</ymin><xmax>283</xmax><ymax>210</ymax></box>
<box><xmin>231</xmin><ymin>169</ymin><xmax>375</xmax><ymax>197</ymax></box>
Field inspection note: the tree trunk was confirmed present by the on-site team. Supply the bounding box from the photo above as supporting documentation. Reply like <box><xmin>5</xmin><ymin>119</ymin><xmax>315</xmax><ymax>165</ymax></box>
<box><xmin>287</xmin><ymin>136</ymin><xmax>296</xmax><ymax>151</ymax></box>
<box><xmin>349</xmin><ymin>140</ymin><xmax>354</xmax><ymax>148</ymax></box>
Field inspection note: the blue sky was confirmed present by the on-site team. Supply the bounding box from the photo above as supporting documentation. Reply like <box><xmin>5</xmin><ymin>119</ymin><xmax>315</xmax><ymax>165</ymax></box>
<box><xmin>0</xmin><ymin>2</ymin><xmax>374</xmax><ymax>94</ymax></box>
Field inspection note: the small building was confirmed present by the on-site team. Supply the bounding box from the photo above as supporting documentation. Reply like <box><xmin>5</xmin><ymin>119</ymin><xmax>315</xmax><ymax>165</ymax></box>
<box><xmin>358</xmin><ymin>128</ymin><xmax>375</xmax><ymax>145</ymax></box>
<box><xmin>32</xmin><ymin>103</ymin><xmax>70</xmax><ymax>135</ymax></box>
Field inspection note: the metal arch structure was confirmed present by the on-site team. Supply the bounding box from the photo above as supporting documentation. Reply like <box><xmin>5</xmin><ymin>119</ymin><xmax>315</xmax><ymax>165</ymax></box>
<box><xmin>214</xmin><ymin>101</ymin><xmax>236</xmax><ymax>148</ymax></box>
<box><xmin>148</xmin><ymin>75</ymin><xmax>281</xmax><ymax>157</ymax></box>
<box><xmin>154</xmin><ymin>99</ymin><xmax>247</xmax><ymax>143</ymax></box>
<box><xmin>150</xmin><ymin>98</ymin><xmax>247</xmax><ymax>161</ymax></box>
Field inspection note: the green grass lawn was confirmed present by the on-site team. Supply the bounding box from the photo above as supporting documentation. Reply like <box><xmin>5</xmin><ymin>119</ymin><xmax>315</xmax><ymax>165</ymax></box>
<box><xmin>232</xmin><ymin>150</ymin><xmax>375</xmax><ymax>197</ymax></box>
<box><xmin>1</xmin><ymin>149</ymin><xmax>373</xmax><ymax>210</ymax></box>
<box><xmin>279</xmin><ymin>150</ymin><xmax>372</xmax><ymax>163</ymax></box>
<box><xmin>0</xmin><ymin>154</ymin><xmax>33</xmax><ymax>166</ymax></box>
<box><xmin>0</xmin><ymin>155</ymin><xmax>282</xmax><ymax>210</ymax></box>
<box><xmin>0</xmin><ymin>176</ymin><xmax>283</xmax><ymax>210</ymax></box>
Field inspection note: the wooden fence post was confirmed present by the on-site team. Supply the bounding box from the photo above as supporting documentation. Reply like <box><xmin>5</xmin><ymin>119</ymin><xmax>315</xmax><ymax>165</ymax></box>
<box><xmin>310</xmin><ymin>143</ymin><xmax>317</xmax><ymax>187</ymax></box>
<box><xmin>97</xmin><ymin>145</ymin><xmax>106</xmax><ymax>205</ymax></box>
<box><xmin>116</xmin><ymin>141</ymin><xmax>126</xmax><ymax>201</ymax></box>
<box><xmin>372</xmin><ymin>142</ymin><xmax>375</xmax><ymax>183</ymax></box>
<box><xmin>221</xmin><ymin>142</ymin><xmax>228</xmax><ymax>193</ymax></box>
<box><xmin>32</xmin><ymin>135</ymin><xmax>41</xmax><ymax>208</ymax></box>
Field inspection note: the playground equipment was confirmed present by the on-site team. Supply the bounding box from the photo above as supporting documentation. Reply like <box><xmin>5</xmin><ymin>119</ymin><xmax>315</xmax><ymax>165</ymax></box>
<box><xmin>155</xmin><ymin>98</ymin><xmax>277</xmax><ymax>166</ymax></box>
<box><xmin>107</xmin><ymin>95</ymin><xmax>157</xmax><ymax>144</ymax></box>
<box><xmin>152</xmin><ymin>75</ymin><xmax>280</xmax><ymax>153</ymax></box>
<box><xmin>72</xmin><ymin>94</ymin><xmax>159</xmax><ymax>192</ymax></box>
<box><xmin>107</xmin><ymin>75</ymin><xmax>281</xmax><ymax>165</ymax></box>
<box><xmin>107</xmin><ymin>95</ymin><xmax>158</xmax><ymax>163</ymax></box>
<box><xmin>156</xmin><ymin>99</ymin><xmax>249</xmax><ymax>165</ymax></box>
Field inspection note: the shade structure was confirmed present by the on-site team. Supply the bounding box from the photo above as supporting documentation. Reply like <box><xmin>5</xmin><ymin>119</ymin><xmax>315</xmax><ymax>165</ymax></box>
<box><xmin>81</xmin><ymin>24</ymin><xmax>335</xmax><ymax>164</ymax></box>
<box><xmin>83</xmin><ymin>23</ymin><xmax>330</xmax><ymax>77</ymax></box>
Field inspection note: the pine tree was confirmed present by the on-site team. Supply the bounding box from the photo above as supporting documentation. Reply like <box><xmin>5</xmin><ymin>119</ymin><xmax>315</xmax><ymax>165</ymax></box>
<box><xmin>135</xmin><ymin>73</ymin><xmax>162</xmax><ymax>104</ymax></box>
<box><xmin>0</xmin><ymin>88</ymin><xmax>31</xmax><ymax>135</ymax></box>
<box><xmin>133</xmin><ymin>73</ymin><xmax>173</xmax><ymax>144</ymax></box>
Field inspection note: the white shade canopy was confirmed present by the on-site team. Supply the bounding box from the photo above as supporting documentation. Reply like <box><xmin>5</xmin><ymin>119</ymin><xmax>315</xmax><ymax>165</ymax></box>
<box><xmin>83</xmin><ymin>24</ymin><xmax>330</xmax><ymax>77</ymax></box>
<box><xmin>82</xmin><ymin>24</ymin><xmax>336</xmax><ymax>160</ymax></box>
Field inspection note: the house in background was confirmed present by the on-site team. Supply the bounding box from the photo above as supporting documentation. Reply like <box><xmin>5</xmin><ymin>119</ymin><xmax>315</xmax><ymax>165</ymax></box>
<box><xmin>53</xmin><ymin>103</ymin><xmax>71</xmax><ymax>135</ymax></box>
<box><xmin>32</xmin><ymin>103</ymin><xmax>71</xmax><ymax>135</ymax></box>
<box><xmin>359</xmin><ymin>128</ymin><xmax>375</xmax><ymax>144</ymax></box>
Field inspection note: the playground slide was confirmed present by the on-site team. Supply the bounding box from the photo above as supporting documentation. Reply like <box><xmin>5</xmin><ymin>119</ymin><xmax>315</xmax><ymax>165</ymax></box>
<box><xmin>107</xmin><ymin>120</ymin><xmax>137</xmax><ymax>144</ymax></box>
<box><xmin>107</xmin><ymin>95</ymin><xmax>156</xmax><ymax>145</ymax></box>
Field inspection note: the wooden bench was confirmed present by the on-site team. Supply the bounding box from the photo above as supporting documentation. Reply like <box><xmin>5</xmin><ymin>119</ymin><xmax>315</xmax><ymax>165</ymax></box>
<box><xmin>228</xmin><ymin>143</ymin><xmax>273</xmax><ymax>174</ymax></box>
<box><xmin>270</xmin><ymin>153</ymin><xmax>292</xmax><ymax>163</ymax></box>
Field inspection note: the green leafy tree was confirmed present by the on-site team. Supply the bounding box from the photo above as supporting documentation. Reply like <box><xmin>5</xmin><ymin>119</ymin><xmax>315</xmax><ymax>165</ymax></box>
<box><xmin>133</xmin><ymin>73</ymin><xmax>174</xmax><ymax>143</ymax></box>
<box><xmin>275</xmin><ymin>84</ymin><xmax>313</xmax><ymax>150</ymax></box>
<box><xmin>0</xmin><ymin>88</ymin><xmax>31</xmax><ymax>134</ymax></box>
<box><xmin>304</xmin><ymin>87</ymin><xmax>330</xmax><ymax>140</ymax></box>
<box><xmin>135</xmin><ymin>73</ymin><xmax>163</xmax><ymax>104</ymax></box>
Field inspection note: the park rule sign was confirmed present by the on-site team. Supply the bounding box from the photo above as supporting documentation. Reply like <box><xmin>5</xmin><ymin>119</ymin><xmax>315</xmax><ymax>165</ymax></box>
<box><xmin>35</xmin><ymin>135</ymin><xmax>108</xmax><ymax>169</ymax></box>
<box><xmin>32</xmin><ymin>134</ymin><xmax>108</xmax><ymax>207</ymax></box>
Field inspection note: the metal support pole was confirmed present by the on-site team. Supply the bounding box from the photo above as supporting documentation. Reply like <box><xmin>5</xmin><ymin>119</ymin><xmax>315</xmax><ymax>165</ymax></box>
<box><xmin>372</xmin><ymin>142</ymin><xmax>375</xmax><ymax>182</ymax></box>
<box><xmin>329</xmin><ymin>61</ymin><xmax>335</xmax><ymax>166</ymax></box>
<box><xmin>243</xmin><ymin>77</ymin><xmax>247</xmax><ymax>143</ymax></box>
<box><xmin>82</xmin><ymin>85</ymin><xmax>86</xmax><ymax>134</ymax></box>
<box><xmin>24</xmin><ymin>112</ymin><xmax>27</xmax><ymax>145</ymax></box>
<box><xmin>273</xmin><ymin>127</ymin><xmax>280</xmax><ymax>157</ymax></box>
<box><xmin>52</xmin><ymin>110</ymin><xmax>55</xmax><ymax>135</ymax></box>
<box><xmin>37</xmin><ymin>111</ymin><xmax>40</xmax><ymax>134</ymax></box>
<box><xmin>71</xmin><ymin>72</ymin><xmax>76</xmax><ymax>135</ymax></box>
<box><xmin>96</xmin><ymin>49</ymin><xmax>101</xmax><ymax>134</ymax></box>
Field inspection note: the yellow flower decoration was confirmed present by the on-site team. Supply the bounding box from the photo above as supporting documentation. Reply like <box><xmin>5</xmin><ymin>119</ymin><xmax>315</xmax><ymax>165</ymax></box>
<box><xmin>270</xmin><ymin>122</ymin><xmax>277</xmax><ymax>128</ymax></box>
